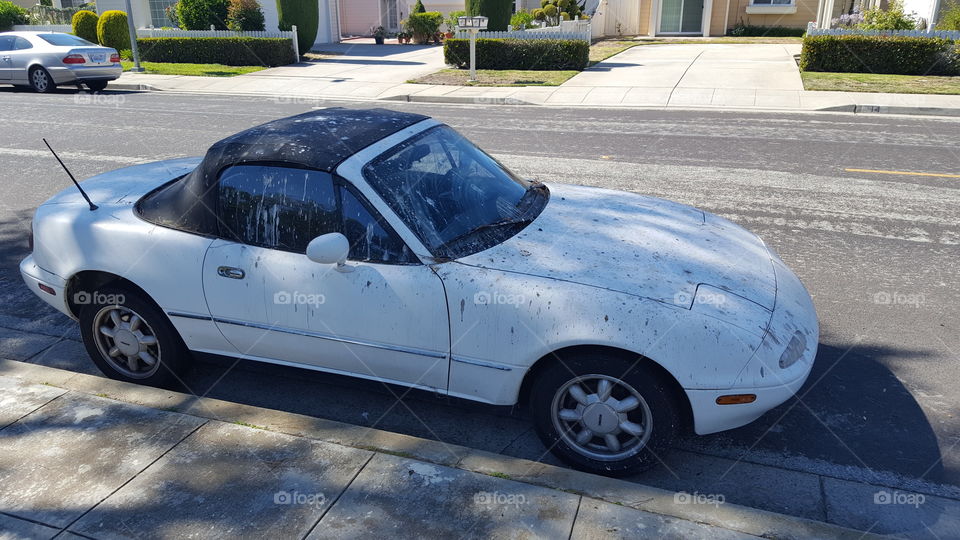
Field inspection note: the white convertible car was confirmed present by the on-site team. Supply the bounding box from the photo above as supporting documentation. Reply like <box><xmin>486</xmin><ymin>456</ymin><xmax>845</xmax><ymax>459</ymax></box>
<box><xmin>22</xmin><ymin>109</ymin><xmax>818</xmax><ymax>475</ymax></box>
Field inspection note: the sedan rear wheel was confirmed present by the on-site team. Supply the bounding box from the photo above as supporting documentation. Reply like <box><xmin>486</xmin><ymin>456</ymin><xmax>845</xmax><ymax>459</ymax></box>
<box><xmin>530</xmin><ymin>353</ymin><xmax>681</xmax><ymax>476</ymax></box>
<box><xmin>79</xmin><ymin>287</ymin><xmax>189</xmax><ymax>387</ymax></box>
<box><xmin>29</xmin><ymin>67</ymin><xmax>56</xmax><ymax>93</ymax></box>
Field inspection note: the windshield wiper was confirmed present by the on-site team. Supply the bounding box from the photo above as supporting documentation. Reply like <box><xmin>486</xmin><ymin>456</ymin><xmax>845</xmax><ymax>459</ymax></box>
<box><xmin>445</xmin><ymin>217</ymin><xmax>534</xmax><ymax>247</ymax></box>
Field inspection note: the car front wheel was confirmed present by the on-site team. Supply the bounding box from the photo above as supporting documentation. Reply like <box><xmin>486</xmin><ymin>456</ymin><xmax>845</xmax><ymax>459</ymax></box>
<box><xmin>79</xmin><ymin>287</ymin><xmax>189</xmax><ymax>387</ymax></box>
<box><xmin>530</xmin><ymin>353</ymin><xmax>680</xmax><ymax>476</ymax></box>
<box><xmin>29</xmin><ymin>67</ymin><xmax>56</xmax><ymax>93</ymax></box>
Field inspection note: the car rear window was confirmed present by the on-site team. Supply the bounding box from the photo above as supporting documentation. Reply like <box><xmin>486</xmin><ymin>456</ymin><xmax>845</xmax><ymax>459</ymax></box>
<box><xmin>37</xmin><ymin>33</ymin><xmax>97</xmax><ymax>47</ymax></box>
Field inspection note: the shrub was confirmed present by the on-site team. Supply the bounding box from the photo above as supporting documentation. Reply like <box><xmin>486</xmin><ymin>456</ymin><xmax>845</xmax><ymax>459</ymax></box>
<box><xmin>727</xmin><ymin>23</ymin><xmax>805</xmax><ymax>37</ymax></box>
<box><xmin>466</xmin><ymin>0</ymin><xmax>512</xmax><ymax>31</ymax></box>
<box><xmin>176</xmin><ymin>0</ymin><xmax>229</xmax><ymax>30</ymax></box>
<box><xmin>0</xmin><ymin>0</ymin><xmax>29</xmax><ymax>31</ymax></box>
<box><xmin>412</xmin><ymin>0</ymin><xmax>425</xmax><ymax>13</ymax></box>
<box><xmin>858</xmin><ymin>0</ymin><xmax>919</xmax><ymax>30</ymax></box>
<box><xmin>277</xmin><ymin>0</ymin><xmax>318</xmax><ymax>54</ymax></box>
<box><xmin>799</xmin><ymin>35</ymin><xmax>959</xmax><ymax>75</ymax></box>
<box><xmin>937</xmin><ymin>0</ymin><xmax>960</xmax><ymax>30</ymax></box>
<box><xmin>226</xmin><ymin>0</ymin><xmax>264</xmax><ymax>30</ymax></box>
<box><xmin>97</xmin><ymin>10</ymin><xmax>130</xmax><ymax>51</ymax></box>
<box><xmin>532</xmin><ymin>8</ymin><xmax>545</xmax><ymax>21</ymax></box>
<box><xmin>444</xmin><ymin>38</ymin><xmax>589</xmax><ymax>70</ymax></box>
<box><xmin>71</xmin><ymin>9</ymin><xmax>98</xmax><ymax>42</ymax></box>
<box><xmin>137</xmin><ymin>37</ymin><xmax>293</xmax><ymax>66</ymax></box>
<box><xmin>510</xmin><ymin>9</ymin><xmax>534</xmax><ymax>30</ymax></box>
<box><xmin>445</xmin><ymin>9</ymin><xmax>464</xmax><ymax>31</ymax></box>
<box><xmin>408</xmin><ymin>11</ymin><xmax>442</xmax><ymax>43</ymax></box>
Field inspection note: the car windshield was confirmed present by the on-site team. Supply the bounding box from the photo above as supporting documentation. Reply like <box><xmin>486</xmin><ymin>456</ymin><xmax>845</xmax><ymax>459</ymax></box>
<box><xmin>37</xmin><ymin>33</ymin><xmax>97</xmax><ymax>47</ymax></box>
<box><xmin>363</xmin><ymin>125</ymin><xmax>548</xmax><ymax>260</ymax></box>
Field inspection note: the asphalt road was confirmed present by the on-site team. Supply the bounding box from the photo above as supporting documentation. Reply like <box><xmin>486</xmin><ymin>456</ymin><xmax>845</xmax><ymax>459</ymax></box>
<box><xmin>1</xmin><ymin>88</ymin><xmax>959</xmax><ymax>519</ymax></box>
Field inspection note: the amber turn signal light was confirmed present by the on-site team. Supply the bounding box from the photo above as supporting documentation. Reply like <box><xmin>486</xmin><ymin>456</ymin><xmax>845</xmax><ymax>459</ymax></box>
<box><xmin>716</xmin><ymin>394</ymin><xmax>756</xmax><ymax>405</ymax></box>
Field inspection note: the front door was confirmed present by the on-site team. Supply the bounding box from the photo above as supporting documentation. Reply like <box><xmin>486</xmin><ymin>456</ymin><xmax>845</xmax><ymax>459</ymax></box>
<box><xmin>659</xmin><ymin>0</ymin><xmax>704</xmax><ymax>34</ymax></box>
<box><xmin>201</xmin><ymin>164</ymin><xmax>451</xmax><ymax>391</ymax></box>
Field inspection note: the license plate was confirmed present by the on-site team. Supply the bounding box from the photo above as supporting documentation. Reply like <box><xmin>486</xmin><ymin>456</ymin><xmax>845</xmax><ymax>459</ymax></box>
<box><xmin>91</xmin><ymin>54</ymin><xmax>106</xmax><ymax>63</ymax></box>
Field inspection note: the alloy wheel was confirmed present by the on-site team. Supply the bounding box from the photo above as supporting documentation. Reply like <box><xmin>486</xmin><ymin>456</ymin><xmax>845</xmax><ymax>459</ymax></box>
<box><xmin>550</xmin><ymin>374</ymin><xmax>653</xmax><ymax>461</ymax></box>
<box><xmin>92</xmin><ymin>305</ymin><xmax>162</xmax><ymax>379</ymax></box>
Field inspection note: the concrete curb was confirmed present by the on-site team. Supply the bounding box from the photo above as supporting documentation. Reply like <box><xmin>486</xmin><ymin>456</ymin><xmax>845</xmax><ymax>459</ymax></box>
<box><xmin>380</xmin><ymin>94</ymin><xmax>534</xmax><ymax>106</ymax></box>
<box><xmin>0</xmin><ymin>358</ymin><xmax>888</xmax><ymax>539</ymax></box>
<box><xmin>816</xmin><ymin>104</ymin><xmax>960</xmax><ymax>118</ymax></box>
<box><xmin>108</xmin><ymin>83</ymin><xmax>159</xmax><ymax>92</ymax></box>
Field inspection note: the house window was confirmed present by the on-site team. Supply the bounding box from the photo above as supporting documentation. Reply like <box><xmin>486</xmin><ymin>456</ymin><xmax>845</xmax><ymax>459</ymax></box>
<box><xmin>148</xmin><ymin>0</ymin><xmax>177</xmax><ymax>27</ymax></box>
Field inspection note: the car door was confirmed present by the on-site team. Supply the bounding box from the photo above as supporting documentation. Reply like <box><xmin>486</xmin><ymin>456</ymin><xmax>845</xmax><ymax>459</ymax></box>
<box><xmin>8</xmin><ymin>36</ymin><xmax>35</xmax><ymax>83</ymax></box>
<box><xmin>0</xmin><ymin>36</ymin><xmax>14</xmax><ymax>81</ymax></box>
<box><xmin>201</xmin><ymin>164</ymin><xmax>451</xmax><ymax>392</ymax></box>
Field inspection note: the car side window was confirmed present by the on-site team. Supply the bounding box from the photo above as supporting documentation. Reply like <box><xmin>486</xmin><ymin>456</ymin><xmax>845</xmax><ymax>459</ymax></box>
<box><xmin>338</xmin><ymin>185</ymin><xmax>415</xmax><ymax>264</ymax></box>
<box><xmin>218</xmin><ymin>165</ymin><xmax>338</xmax><ymax>253</ymax></box>
<box><xmin>13</xmin><ymin>37</ymin><xmax>32</xmax><ymax>50</ymax></box>
<box><xmin>0</xmin><ymin>37</ymin><xmax>14</xmax><ymax>52</ymax></box>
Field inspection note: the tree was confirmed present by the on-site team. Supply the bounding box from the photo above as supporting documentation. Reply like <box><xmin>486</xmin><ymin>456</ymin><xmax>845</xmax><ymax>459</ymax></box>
<box><xmin>277</xmin><ymin>0</ymin><xmax>318</xmax><ymax>54</ymax></box>
<box><xmin>412</xmin><ymin>0</ymin><xmax>426</xmax><ymax>13</ymax></box>
<box><xmin>466</xmin><ymin>0</ymin><xmax>512</xmax><ymax>31</ymax></box>
<box><xmin>176</xmin><ymin>0</ymin><xmax>230</xmax><ymax>30</ymax></box>
<box><xmin>227</xmin><ymin>0</ymin><xmax>265</xmax><ymax>31</ymax></box>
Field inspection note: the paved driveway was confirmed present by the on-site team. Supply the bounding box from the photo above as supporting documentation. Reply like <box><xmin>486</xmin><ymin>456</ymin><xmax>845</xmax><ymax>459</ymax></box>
<box><xmin>562</xmin><ymin>43</ymin><xmax>804</xmax><ymax>107</ymax></box>
<box><xmin>170</xmin><ymin>43</ymin><xmax>448</xmax><ymax>98</ymax></box>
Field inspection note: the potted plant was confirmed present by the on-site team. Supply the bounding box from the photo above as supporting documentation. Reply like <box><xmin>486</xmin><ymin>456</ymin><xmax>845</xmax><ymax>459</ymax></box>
<box><xmin>371</xmin><ymin>25</ymin><xmax>386</xmax><ymax>44</ymax></box>
<box><xmin>444</xmin><ymin>9</ymin><xmax>464</xmax><ymax>38</ymax></box>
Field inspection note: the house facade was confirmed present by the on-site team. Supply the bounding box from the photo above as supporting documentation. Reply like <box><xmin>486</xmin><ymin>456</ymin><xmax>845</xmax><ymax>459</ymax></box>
<box><xmin>571</xmin><ymin>0</ymin><xmax>819</xmax><ymax>36</ymax></box>
<box><xmin>339</xmin><ymin>0</ymin><xmax>464</xmax><ymax>36</ymax></box>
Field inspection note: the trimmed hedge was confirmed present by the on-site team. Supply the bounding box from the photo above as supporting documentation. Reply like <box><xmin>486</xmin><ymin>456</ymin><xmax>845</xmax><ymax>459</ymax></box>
<box><xmin>0</xmin><ymin>1</ymin><xmax>28</xmax><ymax>32</ymax></box>
<box><xmin>727</xmin><ymin>24</ymin><xmax>805</xmax><ymax>37</ymax></box>
<box><xmin>137</xmin><ymin>37</ymin><xmax>294</xmax><ymax>66</ymax></box>
<box><xmin>444</xmin><ymin>38</ymin><xmax>589</xmax><ymax>70</ymax></box>
<box><xmin>97</xmin><ymin>10</ymin><xmax>130</xmax><ymax>52</ymax></box>
<box><xmin>277</xmin><ymin>0</ymin><xmax>318</xmax><ymax>55</ymax></box>
<box><xmin>71</xmin><ymin>9</ymin><xmax>99</xmax><ymax>43</ymax></box>
<box><xmin>800</xmin><ymin>35</ymin><xmax>960</xmax><ymax>75</ymax></box>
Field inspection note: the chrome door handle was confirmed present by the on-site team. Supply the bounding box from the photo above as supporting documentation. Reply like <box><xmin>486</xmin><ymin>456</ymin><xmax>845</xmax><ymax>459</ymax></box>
<box><xmin>217</xmin><ymin>266</ymin><xmax>245</xmax><ymax>280</ymax></box>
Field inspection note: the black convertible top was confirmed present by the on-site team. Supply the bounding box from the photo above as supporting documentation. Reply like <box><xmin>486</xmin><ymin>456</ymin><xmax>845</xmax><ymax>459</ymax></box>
<box><xmin>138</xmin><ymin>108</ymin><xmax>428</xmax><ymax>235</ymax></box>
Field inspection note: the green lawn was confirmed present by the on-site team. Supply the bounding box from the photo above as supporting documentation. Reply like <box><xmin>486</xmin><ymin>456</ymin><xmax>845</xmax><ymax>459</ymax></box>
<box><xmin>411</xmin><ymin>68</ymin><xmax>578</xmax><ymax>86</ymax></box>
<box><xmin>802</xmin><ymin>71</ymin><xmax>960</xmax><ymax>95</ymax></box>
<box><xmin>121</xmin><ymin>61</ymin><xmax>265</xmax><ymax>77</ymax></box>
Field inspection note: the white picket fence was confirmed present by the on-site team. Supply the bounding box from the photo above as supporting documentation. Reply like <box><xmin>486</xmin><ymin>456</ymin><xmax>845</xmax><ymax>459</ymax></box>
<box><xmin>807</xmin><ymin>27</ymin><xmax>960</xmax><ymax>39</ymax></box>
<box><xmin>455</xmin><ymin>21</ymin><xmax>591</xmax><ymax>42</ymax></box>
<box><xmin>12</xmin><ymin>24</ymin><xmax>72</xmax><ymax>32</ymax></box>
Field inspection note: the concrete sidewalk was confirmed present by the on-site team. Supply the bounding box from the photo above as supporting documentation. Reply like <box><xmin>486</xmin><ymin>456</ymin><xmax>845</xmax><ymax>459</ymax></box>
<box><xmin>113</xmin><ymin>42</ymin><xmax>960</xmax><ymax>116</ymax></box>
<box><xmin>0</xmin><ymin>359</ymin><xmax>880</xmax><ymax>539</ymax></box>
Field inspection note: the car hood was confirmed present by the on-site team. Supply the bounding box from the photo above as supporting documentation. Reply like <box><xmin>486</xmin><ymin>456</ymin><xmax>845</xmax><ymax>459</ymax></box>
<box><xmin>455</xmin><ymin>183</ymin><xmax>777</xmax><ymax>310</ymax></box>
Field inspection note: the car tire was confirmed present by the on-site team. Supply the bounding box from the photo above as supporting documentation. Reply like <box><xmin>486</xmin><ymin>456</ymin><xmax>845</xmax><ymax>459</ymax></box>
<box><xmin>530</xmin><ymin>352</ymin><xmax>681</xmax><ymax>477</ymax></box>
<box><xmin>86</xmin><ymin>80</ymin><xmax>108</xmax><ymax>92</ymax></box>
<box><xmin>78</xmin><ymin>286</ymin><xmax>189</xmax><ymax>387</ymax></box>
<box><xmin>29</xmin><ymin>66</ymin><xmax>56</xmax><ymax>93</ymax></box>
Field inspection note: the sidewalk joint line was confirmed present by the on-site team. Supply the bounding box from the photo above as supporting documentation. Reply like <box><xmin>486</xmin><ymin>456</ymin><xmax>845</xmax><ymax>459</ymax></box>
<box><xmin>566</xmin><ymin>495</ymin><xmax>583</xmax><ymax>540</ymax></box>
<box><xmin>300</xmin><ymin>451</ymin><xmax>376</xmax><ymax>540</ymax></box>
<box><xmin>49</xmin><ymin>419</ymin><xmax>208</xmax><ymax>539</ymax></box>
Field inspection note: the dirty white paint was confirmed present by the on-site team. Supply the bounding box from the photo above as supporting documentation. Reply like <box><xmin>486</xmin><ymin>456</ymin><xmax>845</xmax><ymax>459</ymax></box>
<box><xmin>22</xmin><ymin>118</ymin><xmax>818</xmax><ymax>439</ymax></box>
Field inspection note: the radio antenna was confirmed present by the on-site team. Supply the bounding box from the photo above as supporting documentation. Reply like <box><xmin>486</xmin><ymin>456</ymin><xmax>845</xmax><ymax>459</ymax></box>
<box><xmin>43</xmin><ymin>138</ymin><xmax>97</xmax><ymax>211</ymax></box>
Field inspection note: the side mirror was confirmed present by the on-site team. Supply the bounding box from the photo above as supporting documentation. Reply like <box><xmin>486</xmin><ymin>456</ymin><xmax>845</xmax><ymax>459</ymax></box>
<box><xmin>306</xmin><ymin>233</ymin><xmax>350</xmax><ymax>269</ymax></box>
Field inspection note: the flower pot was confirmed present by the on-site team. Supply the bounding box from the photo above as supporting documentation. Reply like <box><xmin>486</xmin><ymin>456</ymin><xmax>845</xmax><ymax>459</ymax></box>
<box><xmin>445</xmin><ymin>31</ymin><xmax>454</xmax><ymax>39</ymax></box>
<box><xmin>374</xmin><ymin>36</ymin><xmax>385</xmax><ymax>44</ymax></box>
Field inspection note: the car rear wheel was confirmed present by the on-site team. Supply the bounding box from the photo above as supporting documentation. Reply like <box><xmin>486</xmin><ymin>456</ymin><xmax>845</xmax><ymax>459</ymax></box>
<box><xmin>530</xmin><ymin>353</ymin><xmax>680</xmax><ymax>476</ymax></box>
<box><xmin>79</xmin><ymin>287</ymin><xmax>189</xmax><ymax>387</ymax></box>
<box><xmin>29</xmin><ymin>67</ymin><xmax>56</xmax><ymax>93</ymax></box>
<box><xmin>86</xmin><ymin>80</ymin><xmax>108</xmax><ymax>92</ymax></box>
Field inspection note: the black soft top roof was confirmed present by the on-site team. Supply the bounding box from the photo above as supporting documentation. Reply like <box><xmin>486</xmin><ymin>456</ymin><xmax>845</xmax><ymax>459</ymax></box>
<box><xmin>138</xmin><ymin>108</ymin><xmax>428</xmax><ymax>235</ymax></box>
